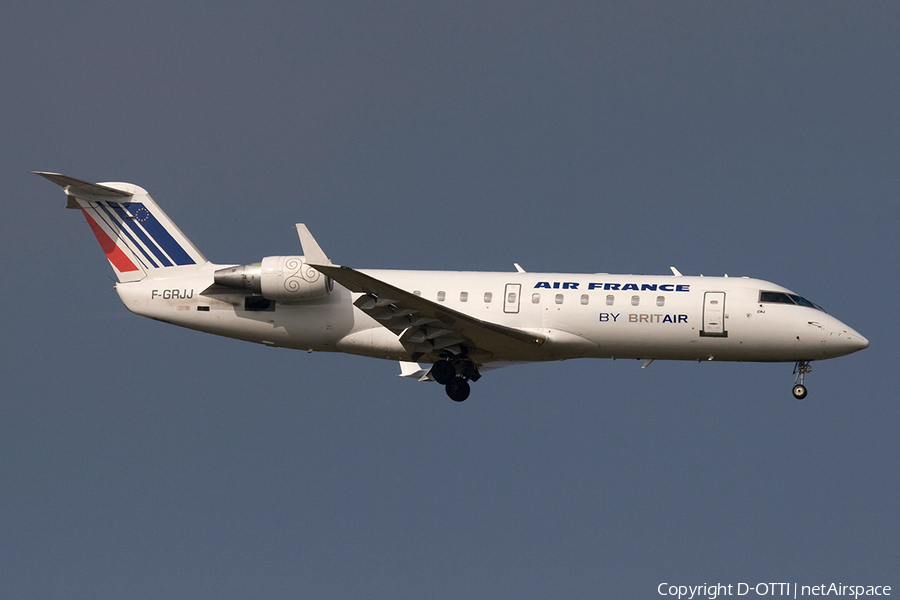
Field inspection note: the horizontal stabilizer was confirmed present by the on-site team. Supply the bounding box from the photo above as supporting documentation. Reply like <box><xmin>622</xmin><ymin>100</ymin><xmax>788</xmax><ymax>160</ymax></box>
<box><xmin>35</xmin><ymin>172</ymin><xmax>133</xmax><ymax>199</ymax></box>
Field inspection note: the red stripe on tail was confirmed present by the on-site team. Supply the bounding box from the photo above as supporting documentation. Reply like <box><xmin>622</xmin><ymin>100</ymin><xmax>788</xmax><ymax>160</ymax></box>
<box><xmin>81</xmin><ymin>208</ymin><xmax>140</xmax><ymax>273</ymax></box>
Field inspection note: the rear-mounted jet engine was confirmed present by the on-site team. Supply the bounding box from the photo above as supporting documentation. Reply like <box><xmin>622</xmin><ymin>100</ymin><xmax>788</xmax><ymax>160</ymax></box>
<box><xmin>214</xmin><ymin>256</ymin><xmax>332</xmax><ymax>301</ymax></box>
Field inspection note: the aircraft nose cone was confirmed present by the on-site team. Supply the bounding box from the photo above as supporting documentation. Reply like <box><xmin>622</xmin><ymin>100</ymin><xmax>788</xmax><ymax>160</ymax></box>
<box><xmin>838</xmin><ymin>326</ymin><xmax>869</xmax><ymax>354</ymax></box>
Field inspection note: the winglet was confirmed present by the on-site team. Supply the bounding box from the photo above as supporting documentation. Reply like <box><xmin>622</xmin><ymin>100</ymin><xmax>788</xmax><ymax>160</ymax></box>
<box><xmin>295</xmin><ymin>224</ymin><xmax>331</xmax><ymax>265</ymax></box>
<box><xmin>514</xmin><ymin>263</ymin><xmax>526</xmax><ymax>273</ymax></box>
<box><xmin>670</xmin><ymin>266</ymin><xmax>682</xmax><ymax>276</ymax></box>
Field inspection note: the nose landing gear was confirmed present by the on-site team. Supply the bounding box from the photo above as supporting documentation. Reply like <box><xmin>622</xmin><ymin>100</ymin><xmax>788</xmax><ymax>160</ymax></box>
<box><xmin>429</xmin><ymin>358</ymin><xmax>480</xmax><ymax>402</ymax></box>
<box><xmin>792</xmin><ymin>361</ymin><xmax>812</xmax><ymax>399</ymax></box>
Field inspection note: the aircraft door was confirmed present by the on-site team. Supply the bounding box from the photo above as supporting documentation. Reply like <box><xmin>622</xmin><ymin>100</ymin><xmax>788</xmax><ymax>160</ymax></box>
<box><xmin>701</xmin><ymin>292</ymin><xmax>727</xmax><ymax>337</ymax></box>
<box><xmin>504</xmin><ymin>283</ymin><xmax>522</xmax><ymax>314</ymax></box>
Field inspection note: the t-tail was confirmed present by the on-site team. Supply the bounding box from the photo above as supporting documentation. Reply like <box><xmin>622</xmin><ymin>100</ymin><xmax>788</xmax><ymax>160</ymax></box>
<box><xmin>36</xmin><ymin>172</ymin><xmax>206</xmax><ymax>281</ymax></box>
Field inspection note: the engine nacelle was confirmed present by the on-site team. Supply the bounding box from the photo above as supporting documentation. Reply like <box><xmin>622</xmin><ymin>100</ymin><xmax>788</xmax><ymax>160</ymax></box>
<box><xmin>214</xmin><ymin>256</ymin><xmax>332</xmax><ymax>301</ymax></box>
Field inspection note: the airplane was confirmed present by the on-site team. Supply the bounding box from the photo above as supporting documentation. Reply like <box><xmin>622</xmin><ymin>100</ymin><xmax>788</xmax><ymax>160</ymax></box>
<box><xmin>38</xmin><ymin>172</ymin><xmax>869</xmax><ymax>402</ymax></box>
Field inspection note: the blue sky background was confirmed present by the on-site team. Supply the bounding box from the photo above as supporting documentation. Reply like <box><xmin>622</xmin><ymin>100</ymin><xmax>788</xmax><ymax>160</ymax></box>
<box><xmin>2</xmin><ymin>2</ymin><xmax>898</xmax><ymax>598</ymax></box>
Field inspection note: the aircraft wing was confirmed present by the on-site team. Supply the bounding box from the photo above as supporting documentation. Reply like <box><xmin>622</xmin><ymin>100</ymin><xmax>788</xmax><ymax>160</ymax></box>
<box><xmin>312</xmin><ymin>264</ymin><xmax>546</xmax><ymax>363</ymax></box>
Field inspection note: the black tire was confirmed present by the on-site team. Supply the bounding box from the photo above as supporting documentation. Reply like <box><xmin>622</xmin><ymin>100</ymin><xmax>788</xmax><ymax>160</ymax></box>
<box><xmin>445</xmin><ymin>377</ymin><xmax>471</xmax><ymax>402</ymax></box>
<box><xmin>792</xmin><ymin>384</ymin><xmax>807</xmax><ymax>400</ymax></box>
<box><xmin>430</xmin><ymin>360</ymin><xmax>456</xmax><ymax>385</ymax></box>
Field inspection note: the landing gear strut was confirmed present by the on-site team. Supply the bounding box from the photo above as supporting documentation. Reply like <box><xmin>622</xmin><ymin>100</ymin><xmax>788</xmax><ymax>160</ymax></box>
<box><xmin>792</xmin><ymin>361</ymin><xmax>812</xmax><ymax>400</ymax></box>
<box><xmin>429</xmin><ymin>358</ymin><xmax>480</xmax><ymax>402</ymax></box>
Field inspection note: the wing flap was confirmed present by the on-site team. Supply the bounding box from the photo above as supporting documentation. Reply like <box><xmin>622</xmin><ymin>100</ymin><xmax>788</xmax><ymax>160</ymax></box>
<box><xmin>314</xmin><ymin>264</ymin><xmax>545</xmax><ymax>362</ymax></box>
<box><xmin>398</xmin><ymin>361</ymin><xmax>432</xmax><ymax>381</ymax></box>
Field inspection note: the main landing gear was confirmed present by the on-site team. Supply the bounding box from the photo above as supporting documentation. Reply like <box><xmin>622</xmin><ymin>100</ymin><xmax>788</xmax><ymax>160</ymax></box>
<box><xmin>429</xmin><ymin>358</ymin><xmax>480</xmax><ymax>402</ymax></box>
<box><xmin>792</xmin><ymin>360</ymin><xmax>812</xmax><ymax>399</ymax></box>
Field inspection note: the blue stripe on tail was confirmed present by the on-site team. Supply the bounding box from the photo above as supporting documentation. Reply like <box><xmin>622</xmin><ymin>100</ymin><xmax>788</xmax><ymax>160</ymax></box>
<box><xmin>106</xmin><ymin>203</ymin><xmax>172</xmax><ymax>267</ymax></box>
<box><xmin>98</xmin><ymin>203</ymin><xmax>160</xmax><ymax>268</ymax></box>
<box><xmin>116</xmin><ymin>202</ymin><xmax>196</xmax><ymax>267</ymax></box>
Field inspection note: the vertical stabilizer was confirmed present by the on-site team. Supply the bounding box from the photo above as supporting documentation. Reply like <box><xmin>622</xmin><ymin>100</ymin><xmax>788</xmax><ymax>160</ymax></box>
<box><xmin>37</xmin><ymin>172</ymin><xmax>206</xmax><ymax>282</ymax></box>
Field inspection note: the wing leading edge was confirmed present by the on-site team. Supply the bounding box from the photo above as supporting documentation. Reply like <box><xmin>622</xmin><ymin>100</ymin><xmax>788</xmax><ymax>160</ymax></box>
<box><xmin>312</xmin><ymin>264</ymin><xmax>546</xmax><ymax>363</ymax></box>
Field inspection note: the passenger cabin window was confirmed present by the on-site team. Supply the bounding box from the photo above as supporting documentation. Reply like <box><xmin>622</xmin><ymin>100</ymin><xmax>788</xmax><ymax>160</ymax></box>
<box><xmin>631</xmin><ymin>295</ymin><xmax>640</xmax><ymax>306</ymax></box>
<box><xmin>555</xmin><ymin>294</ymin><xmax>564</xmax><ymax>305</ymax></box>
<box><xmin>656</xmin><ymin>296</ymin><xmax>665</xmax><ymax>307</ymax></box>
<box><xmin>413</xmin><ymin>290</ymin><xmax>421</xmax><ymax>296</ymax></box>
<box><xmin>581</xmin><ymin>294</ymin><xmax>589</xmax><ymax>305</ymax></box>
<box><xmin>460</xmin><ymin>291</ymin><xmax>468</xmax><ymax>302</ymax></box>
<box><xmin>532</xmin><ymin>293</ymin><xmax>540</xmax><ymax>304</ymax></box>
<box><xmin>606</xmin><ymin>295</ymin><xmax>615</xmax><ymax>306</ymax></box>
<box><xmin>484</xmin><ymin>292</ymin><xmax>492</xmax><ymax>303</ymax></box>
<box><xmin>437</xmin><ymin>291</ymin><xmax>446</xmax><ymax>302</ymax></box>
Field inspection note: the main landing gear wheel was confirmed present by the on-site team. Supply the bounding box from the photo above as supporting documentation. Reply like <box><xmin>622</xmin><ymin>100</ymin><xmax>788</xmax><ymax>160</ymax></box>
<box><xmin>792</xmin><ymin>361</ymin><xmax>812</xmax><ymax>400</ymax></box>
<box><xmin>430</xmin><ymin>360</ymin><xmax>456</xmax><ymax>385</ymax></box>
<box><xmin>431</xmin><ymin>357</ymin><xmax>480</xmax><ymax>402</ymax></box>
<box><xmin>445</xmin><ymin>377</ymin><xmax>471</xmax><ymax>402</ymax></box>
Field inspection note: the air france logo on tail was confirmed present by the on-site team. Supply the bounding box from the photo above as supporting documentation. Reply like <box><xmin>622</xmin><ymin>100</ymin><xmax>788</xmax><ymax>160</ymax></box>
<box><xmin>97</xmin><ymin>201</ymin><xmax>196</xmax><ymax>268</ymax></box>
<box><xmin>77</xmin><ymin>199</ymin><xmax>199</xmax><ymax>281</ymax></box>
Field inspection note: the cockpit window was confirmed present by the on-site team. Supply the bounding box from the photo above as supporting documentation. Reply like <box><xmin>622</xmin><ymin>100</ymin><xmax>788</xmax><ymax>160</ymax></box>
<box><xmin>759</xmin><ymin>291</ymin><xmax>824</xmax><ymax>311</ymax></box>
<box><xmin>759</xmin><ymin>291</ymin><xmax>792</xmax><ymax>304</ymax></box>
<box><xmin>789</xmin><ymin>294</ymin><xmax>821</xmax><ymax>310</ymax></box>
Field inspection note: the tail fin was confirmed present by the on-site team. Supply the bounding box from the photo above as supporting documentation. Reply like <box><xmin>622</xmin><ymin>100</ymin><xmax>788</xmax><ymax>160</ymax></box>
<box><xmin>37</xmin><ymin>172</ymin><xmax>206</xmax><ymax>282</ymax></box>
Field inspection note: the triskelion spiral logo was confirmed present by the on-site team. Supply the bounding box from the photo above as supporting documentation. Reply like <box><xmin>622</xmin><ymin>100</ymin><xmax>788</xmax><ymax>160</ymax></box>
<box><xmin>283</xmin><ymin>257</ymin><xmax>320</xmax><ymax>293</ymax></box>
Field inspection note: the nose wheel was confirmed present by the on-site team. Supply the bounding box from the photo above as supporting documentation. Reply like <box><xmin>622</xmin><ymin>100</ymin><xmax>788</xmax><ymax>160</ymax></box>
<box><xmin>792</xmin><ymin>361</ymin><xmax>812</xmax><ymax>399</ymax></box>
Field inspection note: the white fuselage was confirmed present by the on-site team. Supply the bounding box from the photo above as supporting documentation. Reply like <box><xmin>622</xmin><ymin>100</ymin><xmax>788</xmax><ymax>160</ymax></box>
<box><xmin>115</xmin><ymin>263</ymin><xmax>868</xmax><ymax>366</ymax></box>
